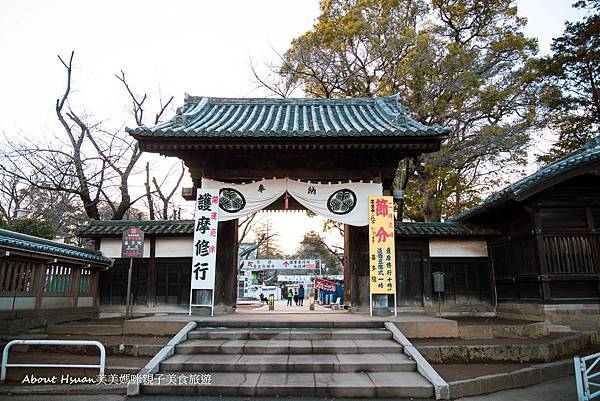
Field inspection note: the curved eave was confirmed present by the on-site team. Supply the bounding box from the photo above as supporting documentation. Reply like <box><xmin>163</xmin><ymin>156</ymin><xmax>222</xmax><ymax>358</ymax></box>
<box><xmin>455</xmin><ymin>155</ymin><xmax>600</xmax><ymax>222</ymax></box>
<box><xmin>126</xmin><ymin>127</ymin><xmax>451</xmax><ymax>139</ymax></box>
<box><xmin>0</xmin><ymin>243</ymin><xmax>113</xmax><ymax>268</ymax></box>
<box><xmin>129</xmin><ymin>134</ymin><xmax>448</xmax><ymax>152</ymax></box>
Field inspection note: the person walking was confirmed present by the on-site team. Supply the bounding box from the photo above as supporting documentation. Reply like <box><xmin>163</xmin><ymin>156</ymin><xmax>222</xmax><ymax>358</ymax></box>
<box><xmin>286</xmin><ymin>288</ymin><xmax>293</xmax><ymax>306</ymax></box>
<box><xmin>293</xmin><ymin>290</ymin><xmax>299</xmax><ymax>306</ymax></box>
<box><xmin>298</xmin><ymin>285</ymin><xmax>305</xmax><ymax>306</ymax></box>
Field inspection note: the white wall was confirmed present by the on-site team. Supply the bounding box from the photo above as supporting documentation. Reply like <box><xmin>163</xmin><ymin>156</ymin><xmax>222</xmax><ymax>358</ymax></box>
<box><xmin>100</xmin><ymin>238</ymin><xmax>151</xmax><ymax>258</ymax></box>
<box><xmin>429</xmin><ymin>239</ymin><xmax>488</xmax><ymax>258</ymax></box>
<box><xmin>99</xmin><ymin>237</ymin><xmax>193</xmax><ymax>258</ymax></box>
<box><xmin>155</xmin><ymin>237</ymin><xmax>193</xmax><ymax>257</ymax></box>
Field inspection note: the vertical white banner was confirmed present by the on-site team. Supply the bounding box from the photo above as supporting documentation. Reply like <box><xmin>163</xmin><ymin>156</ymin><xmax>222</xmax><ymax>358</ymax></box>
<box><xmin>191</xmin><ymin>188</ymin><xmax>219</xmax><ymax>291</ymax></box>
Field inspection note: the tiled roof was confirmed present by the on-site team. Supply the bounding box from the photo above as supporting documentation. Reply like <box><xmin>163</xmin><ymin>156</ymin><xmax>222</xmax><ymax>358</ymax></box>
<box><xmin>127</xmin><ymin>94</ymin><xmax>451</xmax><ymax>139</ymax></box>
<box><xmin>0</xmin><ymin>228</ymin><xmax>112</xmax><ymax>265</ymax></box>
<box><xmin>78</xmin><ymin>219</ymin><xmax>498</xmax><ymax>239</ymax></box>
<box><xmin>395</xmin><ymin>222</ymin><xmax>499</xmax><ymax>237</ymax></box>
<box><xmin>76</xmin><ymin>220</ymin><xmax>194</xmax><ymax>237</ymax></box>
<box><xmin>455</xmin><ymin>136</ymin><xmax>600</xmax><ymax>222</ymax></box>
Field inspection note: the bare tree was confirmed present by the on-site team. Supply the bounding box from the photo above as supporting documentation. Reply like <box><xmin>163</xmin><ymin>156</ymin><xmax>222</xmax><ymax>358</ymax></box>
<box><xmin>250</xmin><ymin>58</ymin><xmax>302</xmax><ymax>98</ymax></box>
<box><xmin>0</xmin><ymin>51</ymin><xmax>178</xmax><ymax>222</ymax></box>
<box><xmin>144</xmin><ymin>162</ymin><xmax>155</xmax><ymax>220</ymax></box>
<box><xmin>152</xmin><ymin>162</ymin><xmax>185</xmax><ymax>220</ymax></box>
<box><xmin>237</xmin><ymin>213</ymin><xmax>278</xmax><ymax>260</ymax></box>
<box><xmin>0</xmin><ymin>169</ymin><xmax>31</xmax><ymax>222</ymax></box>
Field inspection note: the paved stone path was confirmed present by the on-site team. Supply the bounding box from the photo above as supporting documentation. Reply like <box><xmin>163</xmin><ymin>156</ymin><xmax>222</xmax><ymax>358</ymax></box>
<box><xmin>0</xmin><ymin>375</ymin><xmax>578</xmax><ymax>401</ymax></box>
<box><xmin>238</xmin><ymin>300</ymin><xmax>345</xmax><ymax>314</ymax></box>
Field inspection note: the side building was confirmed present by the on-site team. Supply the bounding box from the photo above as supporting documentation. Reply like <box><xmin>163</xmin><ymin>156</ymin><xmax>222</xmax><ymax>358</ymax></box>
<box><xmin>77</xmin><ymin>219</ymin><xmax>499</xmax><ymax>317</ymax></box>
<box><xmin>77</xmin><ymin>220</ymin><xmax>193</xmax><ymax>312</ymax></box>
<box><xmin>455</xmin><ymin>136</ymin><xmax>600</xmax><ymax>329</ymax></box>
<box><xmin>0</xmin><ymin>228</ymin><xmax>112</xmax><ymax>333</ymax></box>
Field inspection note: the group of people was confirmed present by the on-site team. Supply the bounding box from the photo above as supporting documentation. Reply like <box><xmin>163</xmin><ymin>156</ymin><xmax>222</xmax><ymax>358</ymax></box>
<box><xmin>285</xmin><ymin>284</ymin><xmax>305</xmax><ymax>306</ymax></box>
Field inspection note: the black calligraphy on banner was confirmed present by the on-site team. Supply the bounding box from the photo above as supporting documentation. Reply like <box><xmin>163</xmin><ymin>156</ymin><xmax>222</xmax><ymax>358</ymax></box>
<box><xmin>190</xmin><ymin>189</ymin><xmax>219</xmax><ymax>290</ymax></box>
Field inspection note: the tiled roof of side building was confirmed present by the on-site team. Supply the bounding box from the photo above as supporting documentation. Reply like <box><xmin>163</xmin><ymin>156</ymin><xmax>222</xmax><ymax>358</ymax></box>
<box><xmin>0</xmin><ymin>228</ymin><xmax>112</xmax><ymax>265</ymax></box>
<box><xmin>454</xmin><ymin>135</ymin><xmax>600</xmax><ymax>222</ymax></box>
<box><xmin>78</xmin><ymin>220</ymin><xmax>499</xmax><ymax>238</ymax></box>
<box><xmin>126</xmin><ymin>94</ymin><xmax>451</xmax><ymax>139</ymax></box>
<box><xmin>76</xmin><ymin>220</ymin><xmax>195</xmax><ymax>237</ymax></box>
<box><xmin>395</xmin><ymin>222</ymin><xmax>500</xmax><ymax>237</ymax></box>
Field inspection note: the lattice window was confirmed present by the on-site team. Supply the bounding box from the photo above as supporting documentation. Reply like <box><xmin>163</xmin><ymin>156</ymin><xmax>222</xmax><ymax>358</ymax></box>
<box><xmin>43</xmin><ymin>265</ymin><xmax>73</xmax><ymax>294</ymax></box>
<box><xmin>79</xmin><ymin>268</ymin><xmax>93</xmax><ymax>295</ymax></box>
<box><xmin>0</xmin><ymin>259</ymin><xmax>36</xmax><ymax>294</ymax></box>
<box><xmin>543</xmin><ymin>235</ymin><xmax>596</xmax><ymax>274</ymax></box>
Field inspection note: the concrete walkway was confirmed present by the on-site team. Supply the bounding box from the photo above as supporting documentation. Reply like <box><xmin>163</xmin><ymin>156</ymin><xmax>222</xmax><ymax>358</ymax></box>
<box><xmin>0</xmin><ymin>376</ymin><xmax>578</xmax><ymax>400</ymax></box>
<box><xmin>238</xmin><ymin>300</ymin><xmax>345</xmax><ymax>314</ymax></box>
<box><xmin>124</xmin><ymin>310</ymin><xmax>459</xmax><ymax>338</ymax></box>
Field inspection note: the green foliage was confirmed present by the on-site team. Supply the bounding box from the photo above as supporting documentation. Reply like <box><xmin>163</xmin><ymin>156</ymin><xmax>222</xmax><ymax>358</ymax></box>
<box><xmin>2</xmin><ymin>218</ymin><xmax>56</xmax><ymax>239</ymax></box>
<box><xmin>294</xmin><ymin>231</ymin><xmax>342</xmax><ymax>275</ymax></box>
<box><xmin>274</xmin><ymin>0</ymin><xmax>540</xmax><ymax>220</ymax></box>
<box><xmin>535</xmin><ymin>0</ymin><xmax>599</xmax><ymax>163</ymax></box>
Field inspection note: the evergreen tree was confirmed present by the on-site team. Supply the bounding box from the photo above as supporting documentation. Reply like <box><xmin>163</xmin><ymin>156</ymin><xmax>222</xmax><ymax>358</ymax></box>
<box><xmin>262</xmin><ymin>0</ymin><xmax>540</xmax><ymax>220</ymax></box>
<box><xmin>536</xmin><ymin>0</ymin><xmax>599</xmax><ymax>163</ymax></box>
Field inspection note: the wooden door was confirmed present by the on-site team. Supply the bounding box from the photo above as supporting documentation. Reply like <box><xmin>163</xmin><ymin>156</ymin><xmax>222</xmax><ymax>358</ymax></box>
<box><xmin>396</xmin><ymin>250</ymin><xmax>424</xmax><ymax>307</ymax></box>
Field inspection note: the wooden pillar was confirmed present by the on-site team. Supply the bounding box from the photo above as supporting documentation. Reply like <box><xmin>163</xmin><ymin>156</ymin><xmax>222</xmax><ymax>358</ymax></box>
<box><xmin>33</xmin><ymin>262</ymin><xmax>46</xmax><ymax>311</ymax></box>
<box><xmin>532</xmin><ymin>207</ymin><xmax>551</xmax><ymax>301</ymax></box>
<box><xmin>214</xmin><ymin>219</ymin><xmax>238</xmax><ymax>313</ymax></box>
<box><xmin>91</xmin><ymin>269</ymin><xmax>99</xmax><ymax>307</ymax></box>
<box><xmin>347</xmin><ymin>224</ymin><xmax>370</xmax><ymax>311</ymax></box>
<box><xmin>72</xmin><ymin>268</ymin><xmax>81</xmax><ymax>309</ymax></box>
<box><xmin>147</xmin><ymin>236</ymin><xmax>156</xmax><ymax>307</ymax></box>
<box><xmin>343</xmin><ymin>224</ymin><xmax>351</xmax><ymax>307</ymax></box>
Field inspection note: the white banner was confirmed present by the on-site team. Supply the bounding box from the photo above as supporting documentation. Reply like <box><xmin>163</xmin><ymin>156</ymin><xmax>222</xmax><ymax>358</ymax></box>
<box><xmin>286</xmin><ymin>180</ymin><xmax>382</xmax><ymax>226</ymax></box>
<box><xmin>202</xmin><ymin>178</ymin><xmax>286</xmax><ymax>222</ymax></box>
<box><xmin>240</xmin><ymin>259</ymin><xmax>318</xmax><ymax>270</ymax></box>
<box><xmin>202</xmin><ymin>178</ymin><xmax>382</xmax><ymax>226</ymax></box>
<box><xmin>191</xmin><ymin>188</ymin><xmax>219</xmax><ymax>290</ymax></box>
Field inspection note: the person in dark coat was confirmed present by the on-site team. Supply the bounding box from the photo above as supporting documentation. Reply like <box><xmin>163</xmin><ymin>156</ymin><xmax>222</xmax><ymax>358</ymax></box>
<box><xmin>298</xmin><ymin>285</ymin><xmax>305</xmax><ymax>306</ymax></box>
<box><xmin>293</xmin><ymin>290</ymin><xmax>299</xmax><ymax>306</ymax></box>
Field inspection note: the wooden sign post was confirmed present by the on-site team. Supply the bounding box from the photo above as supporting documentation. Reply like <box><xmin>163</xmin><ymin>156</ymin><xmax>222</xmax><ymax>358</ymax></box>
<box><xmin>121</xmin><ymin>227</ymin><xmax>144</xmax><ymax>318</ymax></box>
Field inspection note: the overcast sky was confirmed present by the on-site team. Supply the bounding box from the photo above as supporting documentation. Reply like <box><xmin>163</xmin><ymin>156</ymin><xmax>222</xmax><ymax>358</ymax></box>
<box><xmin>0</xmin><ymin>0</ymin><xmax>586</xmax><ymax>254</ymax></box>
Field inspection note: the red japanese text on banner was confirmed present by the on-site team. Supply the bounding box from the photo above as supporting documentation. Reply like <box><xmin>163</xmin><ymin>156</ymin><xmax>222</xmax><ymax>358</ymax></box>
<box><xmin>368</xmin><ymin>196</ymin><xmax>396</xmax><ymax>294</ymax></box>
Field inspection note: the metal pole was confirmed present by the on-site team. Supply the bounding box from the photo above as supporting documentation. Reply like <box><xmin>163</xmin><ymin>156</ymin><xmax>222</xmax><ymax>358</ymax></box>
<box><xmin>575</xmin><ymin>357</ymin><xmax>585</xmax><ymax>401</ymax></box>
<box><xmin>2</xmin><ymin>339</ymin><xmax>106</xmax><ymax>382</ymax></box>
<box><xmin>126</xmin><ymin>258</ymin><xmax>133</xmax><ymax>318</ymax></box>
<box><xmin>188</xmin><ymin>288</ymin><xmax>193</xmax><ymax>316</ymax></box>
<box><xmin>394</xmin><ymin>293</ymin><xmax>397</xmax><ymax>317</ymax></box>
<box><xmin>210</xmin><ymin>289</ymin><xmax>215</xmax><ymax>316</ymax></box>
<box><xmin>369</xmin><ymin>293</ymin><xmax>373</xmax><ymax>317</ymax></box>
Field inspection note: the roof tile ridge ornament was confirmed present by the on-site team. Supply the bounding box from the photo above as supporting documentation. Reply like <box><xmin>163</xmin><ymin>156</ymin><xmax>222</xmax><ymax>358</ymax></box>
<box><xmin>583</xmin><ymin>134</ymin><xmax>600</xmax><ymax>150</ymax></box>
<box><xmin>172</xmin><ymin>95</ymin><xmax>208</xmax><ymax>127</ymax></box>
<box><xmin>376</xmin><ymin>93</ymin><xmax>450</xmax><ymax>135</ymax></box>
<box><xmin>375</xmin><ymin>94</ymin><xmax>407</xmax><ymax>125</ymax></box>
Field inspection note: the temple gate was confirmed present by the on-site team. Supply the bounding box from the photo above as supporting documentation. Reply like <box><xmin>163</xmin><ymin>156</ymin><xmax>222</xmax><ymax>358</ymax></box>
<box><xmin>128</xmin><ymin>94</ymin><xmax>449</xmax><ymax>313</ymax></box>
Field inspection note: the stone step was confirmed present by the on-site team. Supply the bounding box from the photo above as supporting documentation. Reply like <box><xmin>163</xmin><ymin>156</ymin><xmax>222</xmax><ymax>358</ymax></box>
<box><xmin>187</xmin><ymin>328</ymin><xmax>392</xmax><ymax>341</ymax></box>
<box><xmin>175</xmin><ymin>339</ymin><xmax>403</xmax><ymax>355</ymax></box>
<box><xmin>195</xmin><ymin>321</ymin><xmax>385</xmax><ymax>329</ymax></box>
<box><xmin>160</xmin><ymin>353</ymin><xmax>416</xmax><ymax>373</ymax></box>
<box><xmin>141</xmin><ymin>371</ymin><xmax>433</xmax><ymax>398</ymax></box>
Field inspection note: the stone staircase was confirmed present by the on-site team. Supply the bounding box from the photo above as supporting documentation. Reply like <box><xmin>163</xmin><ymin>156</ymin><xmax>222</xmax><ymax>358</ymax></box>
<box><xmin>141</xmin><ymin>322</ymin><xmax>434</xmax><ymax>398</ymax></box>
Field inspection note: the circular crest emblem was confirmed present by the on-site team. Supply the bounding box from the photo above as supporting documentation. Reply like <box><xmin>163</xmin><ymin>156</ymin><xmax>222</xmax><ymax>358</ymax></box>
<box><xmin>327</xmin><ymin>189</ymin><xmax>357</xmax><ymax>215</ymax></box>
<box><xmin>219</xmin><ymin>188</ymin><xmax>246</xmax><ymax>213</ymax></box>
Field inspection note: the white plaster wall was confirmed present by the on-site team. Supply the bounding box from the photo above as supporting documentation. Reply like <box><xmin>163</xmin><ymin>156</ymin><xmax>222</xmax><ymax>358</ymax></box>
<box><xmin>155</xmin><ymin>237</ymin><xmax>193</xmax><ymax>257</ymax></box>
<box><xmin>429</xmin><ymin>239</ymin><xmax>488</xmax><ymax>257</ymax></box>
<box><xmin>77</xmin><ymin>296</ymin><xmax>94</xmax><ymax>307</ymax></box>
<box><xmin>100</xmin><ymin>238</ymin><xmax>150</xmax><ymax>258</ymax></box>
